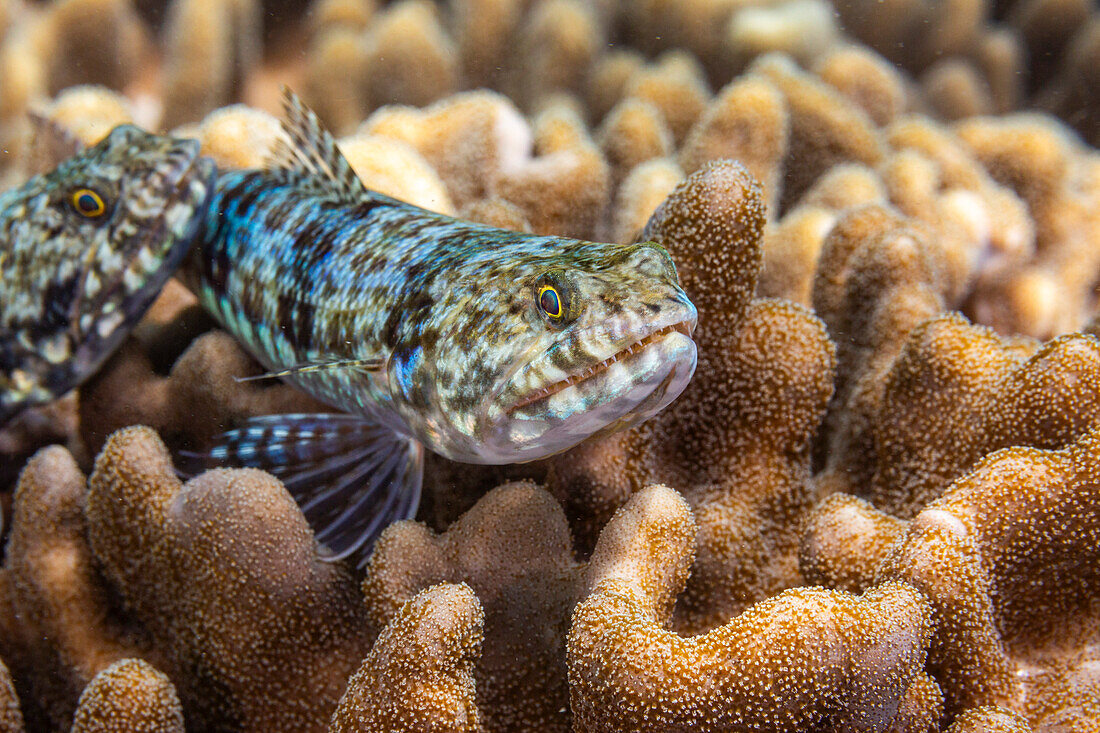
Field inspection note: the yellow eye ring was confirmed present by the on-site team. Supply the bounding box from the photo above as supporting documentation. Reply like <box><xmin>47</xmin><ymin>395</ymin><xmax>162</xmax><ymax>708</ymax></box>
<box><xmin>538</xmin><ymin>285</ymin><xmax>563</xmax><ymax>320</ymax></box>
<box><xmin>71</xmin><ymin>188</ymin><xmax>106</xmax><ymax>217</ymax></box>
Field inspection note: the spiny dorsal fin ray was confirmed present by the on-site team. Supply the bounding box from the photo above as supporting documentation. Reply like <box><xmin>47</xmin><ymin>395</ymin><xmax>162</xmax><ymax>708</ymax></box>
<box><xmin>176</xmin><ymin>413</ymin><xmax>423</xmax><ymax>566</ymax></box>
<box><xmin>266</xmin><ymin>87</ymin><xmax>367</xmax><ymax>203</ymax></box>
<box><xmin>233</xmin><ymin>357</ymin><xmax>386</xmax><ymax>383</ymax></box>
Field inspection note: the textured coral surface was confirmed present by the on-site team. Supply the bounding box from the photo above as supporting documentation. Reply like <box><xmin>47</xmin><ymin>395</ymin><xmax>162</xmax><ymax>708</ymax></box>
<box><xmin>1</xmin><ymin>0</ymin><xmax>1099</xmax><ymax>731</ymax></box>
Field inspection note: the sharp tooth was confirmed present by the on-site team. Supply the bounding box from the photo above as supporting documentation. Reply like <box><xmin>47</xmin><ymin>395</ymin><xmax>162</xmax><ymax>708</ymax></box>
<box><xmin>512</xmin><ymin>320</ymin><xmax>693</xmax><ymax>411</ymax></box>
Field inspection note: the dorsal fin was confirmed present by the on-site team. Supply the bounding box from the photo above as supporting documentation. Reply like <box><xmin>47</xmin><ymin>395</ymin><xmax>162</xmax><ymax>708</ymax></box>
<box><xmin>25</xmin><ymin>111</ymin><xmax>85</xmax><ymax>175</ymax></box>
<box><xmin>266</xmin><ymin>87</ymin><xmax>367</xmax><ymax>203</ymax></box>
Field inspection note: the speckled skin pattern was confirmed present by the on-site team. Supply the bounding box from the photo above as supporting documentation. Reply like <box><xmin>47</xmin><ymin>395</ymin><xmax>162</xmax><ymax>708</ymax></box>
<box><xmin>189</xmin><ymin>170</ymin><xmax>698</xmax><ymax>464</ymax></box>
<box><xmin>0</xmin><ymin>126</ymin><xmax>214</xmax><ymax>424</ymax></box>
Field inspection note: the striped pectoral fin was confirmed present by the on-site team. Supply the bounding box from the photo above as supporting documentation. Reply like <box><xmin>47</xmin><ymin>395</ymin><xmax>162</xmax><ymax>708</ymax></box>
<box><xmin>178</xmin><ymin>413</ymin><xmax>423</xmax><ymax>565</ymax></box>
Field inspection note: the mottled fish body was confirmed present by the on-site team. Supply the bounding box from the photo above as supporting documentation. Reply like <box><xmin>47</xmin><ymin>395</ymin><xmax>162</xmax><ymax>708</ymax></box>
<box><xmin>185</xmin><ymin>92</ymin><xmax>698</xmax><ymax>561</ymax></box>
<box><xmin>0</xmin><ymin>125</ymin><xmax>215</xmax><ymax>425</ymax></box>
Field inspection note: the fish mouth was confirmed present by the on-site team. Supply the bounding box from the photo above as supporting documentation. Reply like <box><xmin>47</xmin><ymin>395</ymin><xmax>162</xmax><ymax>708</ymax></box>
<box><xmin>508</xmin><ymin>320</ymin><xmax>695</xmax><ymax>413</ymax></box>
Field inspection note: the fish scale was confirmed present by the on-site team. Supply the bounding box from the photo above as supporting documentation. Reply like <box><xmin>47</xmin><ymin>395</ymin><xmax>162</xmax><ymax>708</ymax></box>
<box><xmin>181</xmin><ymin>90</ymin><xmax>699</xmax><ymax>563</ymax></box>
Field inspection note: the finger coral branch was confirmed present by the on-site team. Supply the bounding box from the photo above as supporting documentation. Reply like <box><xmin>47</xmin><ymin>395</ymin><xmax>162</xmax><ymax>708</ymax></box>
<box><xmin>1</xmin><ymin>446</ymin><xmax>149</xmax><ymax>730</ymax></box>
<box><xmin>362</xmin><ymin>483</ymin><xmax>696</xmax><ymax>731</ymax></box>
<box><xmin>85</xmin><ymin>426</ymin><xmax>371</xmax><ymax>731</ymax></box>
<box><xmin>3</xmin><ymin>1</ymin><xmax>1100</xmax><ymax>729</ymax></box>
<box><xmin>80</xmin><ymin>331</ymin><xmax>326</xmax><ymax>457</ymax></box>
<box><xmin>877</xmin><ymin>429</ymin><xmax>1100</xmax><ymax>719</ymax></box>
<box><xmin>362</xmin><ymin>0</ymin><xmax>457</xmax><ymax>109</ymax></box>
<box><xmin>865</xmin><ymin>313</ymin><xmax>1100</xmax><ymax>518</ymax></box>
<box><xmin>331</xmin><ymin>583</ymin><xmax>484</xmax><ymax>733</ymax></box>
<box><xmin>160</xmin><ymin>0</ymin><xmax>260</xmax><ymax>130</ymax></box>
<box><xmin>70</xmin><ymin>659</ymin><xmax>184</xmax><ymax>733</ymax></box>
<box><xmin>945</xmin><ymin>706</ymin><xmax>1031</xmax><ymax>732</ymax></box>
<box><xmin>551</xmin><ymin>163</ymin><xmax>837</xmax><ymax>631</ymax></box>
<box><xmin>362</xmin><ymin>481</ymin><xmax>583</xmax><ymax>731</ymax></box>
<box><xmin>571</xmin><ymin>538</ymin><xmax>934</xmax><ymax>733</ymax></box>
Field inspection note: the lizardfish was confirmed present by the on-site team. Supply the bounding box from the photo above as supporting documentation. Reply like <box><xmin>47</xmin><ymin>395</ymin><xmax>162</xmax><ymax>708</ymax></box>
<box><xmin>181</xmin><ymin>91</ymin><xmax>698</xmax><ymax>562</ymax></box>
<box><xmin>0</xmin><ymin>123</ymin><xmax>214</xmax><ymax>425</ymax></box>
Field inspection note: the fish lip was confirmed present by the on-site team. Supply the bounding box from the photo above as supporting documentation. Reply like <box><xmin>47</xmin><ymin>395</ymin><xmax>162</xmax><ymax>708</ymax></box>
<box><xmin>504</xmin><ymin>318</ymin><xmax>695</xmax><ymax>414</ymax></box>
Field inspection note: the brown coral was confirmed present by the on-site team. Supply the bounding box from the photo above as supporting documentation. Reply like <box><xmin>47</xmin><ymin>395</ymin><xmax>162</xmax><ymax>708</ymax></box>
<box><xmin>568</xmin><ymin>484</ymin><xmax>935</xmax><ymax>732</ymax></box>
<box><xmin>752</xmin><ymin>53</ymin><xmax>885</xmax><ymax>213</ymax></box>
<box><xmin>331</xmin><ymin>583</ymin><xmax>483</xmax><ymax>733</ymax></box>
<box><xmin>302</xmin><ymin>27</ymin><xmax>368</xmax><ymax>134</ymax></box>
<box><xmin>187</xmin><ymin>104</ymin><xmax>281</xmax><ymax>169</ymax></box>
<box><xmin>953</xmin><ymin>114</ymin><xmax>1100</xmax><ymax>338</ymax></box>
<box><xmin>814</xmin><ymin>45</ymin><xmax>909</xmax><ymax>128</ymax></box>
<box><xmin>0</xmin><ymin>660</ymin><xmax>24</xmax><ymax>733</ymax></box>
<box><xmin>361</xmin><ymin>474</ymin><xmax>717</xmax><ymax>731</ymax></box>
<box><xmin>39</xmin><ymin>85</ymin><xmax>135</xmax><ymax>147</ymax></box>
<box><xmin>677</xmin><ymin>74</ymin><xmax>788</xmax><ymax>215</ymax></box>
<box><xmin>512</xmin><ymin>0</ymin><xmax>599</xmax><ymax>110</ymax></box>
<box><xmin>85</xmin><ymin>426</ymin><xmax>371</xmax><ymax>731</ymax></box>
<box><xmin>0</xmin><ymin>446</ymin><xmax>149</xmax><ymax>730</ymax></box>
<box><xmin>945</xmin><ymin>706</ymin><xmax>1031</xmax><ymax>733</ymax></box>
<box><xmin>79</xmin><ymin>329</ymin><xmax>324</xmax><ymax>457</ymax></box>
<box><xmin>490</xmin><ymin>102</ymin><xmax>609</xmax><ymax>239</ymax></box>
<box><xmin>362</xmin><ymin>0</ymin><xmax>458</xmax><ymax>109</ymax></box>
<box><xmin>363</xmin><ymin>480</ymin><xmax>609</xmax><ymax>731</ymax></box>
<box><xmin>70</xmin><ymin>659</ymin><xmax>184</xmax><ymax>733</ymax></box>
<box><xmin>548</xmin><ymin>162</ymin><xmax>838</xmax><ymax>632</ymax></box>
<box><xmin>758</xmin><ymin>163</ymin><xmax>887</xmax><ymax>306</ymax></box>
<box><xmin>362</xmin><ymin>91</ymin><xmax>531</xmax><ymax>209</ymax></box>
<box><xmin>159</xmin><ymin>0</ymin><xmax>261</xmax><ymax>129</ymax></box>
<box><xmin>41</xmin><ymin>0</ymin><xmax>148</xmax><ymax>96</ymax></box>
<box><xmin>1035</xmin><ymin>16</ymin><xmax>1100</xmax><ymax>148</ymax></box>
<box><xmin>832</xmin><ymin>0</ymin><xmax>984</xmax><ymax>72</ymax></box>
<box><xmin>726</xmin><ymin>0</ymin><xmax>839</xmax><ymax>69</ymax></box>
<box><xmin>810</xmin><ymin>204</ymin><xmax>950</xmax><ymax>498</ymax></box>
<box><xmin>2</xmin><ymin>1</ymin><xmax>1100</xmax><ymax>728</ymax></box>
<box><xmin>842</xmin><ymin>311</ymin><xmax>1100</xmax><ymax>519</ymax></box>
<box><xmin>877</xmin><ymin>432</ymin><xmax>1100</xmax><ymax>722</ymax></box>
<box><xmin>620</xmin><ymin>51</ymin><xmax>711</xmax><ymax>147</ymax></box>
<box><xmin>338</xmin><ymin>131</ymin><xmax>456</xmax><ymax>214</ymax></box>
<box><xmin>607</xmin><ymin>157</ymin><xmax>683</xmax><ymax>244</ymax></box>
<box><xmin>595</xmin><ymin>98</ymin><xmax>673</xmax><ymax>189</ymax></box>
<box><xmin>452</xmin><ymin>0</ymin><xmax>522</xmax><ymax>90</ymax></box>
<box><xmin>799</xmin><ymin>492</ymin><xmax>907</xmax><ymax>595</ymax></box>
<box><xmin>802</xmin><ymin>428</ymin><xmax>1100</xmax><ymax>726</ymax></box>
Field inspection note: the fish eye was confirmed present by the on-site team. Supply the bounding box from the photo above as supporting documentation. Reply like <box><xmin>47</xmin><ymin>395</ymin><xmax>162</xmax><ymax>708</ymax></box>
<box><xmin>539</xmin><ymin>285</ymin><xmax>563</xmax><ymax>320</ymax></box>
<box><xmin>70</xmin><ymin>188</ymin><xmax>106</xmax><ymax>218</ymax></box>
<box><xmin>534</xmin><ymin>271</ymin><xmax>576</xmax><ymax>327</ymax></box>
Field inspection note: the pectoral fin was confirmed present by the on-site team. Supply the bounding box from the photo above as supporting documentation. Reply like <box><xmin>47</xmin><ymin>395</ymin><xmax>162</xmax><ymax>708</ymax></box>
<box><xmin>178</xmin><ymin>413</ymin><xmax>422</xmax><ymax>564</ymax></box>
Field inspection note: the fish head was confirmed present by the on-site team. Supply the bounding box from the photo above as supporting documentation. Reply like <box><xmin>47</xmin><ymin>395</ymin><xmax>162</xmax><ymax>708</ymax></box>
<box><xmin>0</xmin><ymin>124</ymin><xmax>214</xmax><ymax>423</ymax></box>
<box><xmin>397</xmin><ymin>238</ymin><xmax>697</xmax><ymax>464</ymax></box>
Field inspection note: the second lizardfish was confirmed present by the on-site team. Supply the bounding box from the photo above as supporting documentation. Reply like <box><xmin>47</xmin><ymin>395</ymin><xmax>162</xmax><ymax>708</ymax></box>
<box><xmin>1</xmin><ymin>123</ymin><xmax>214</xmax><ymax>425</ymax></box>
<box><xmin>181</xmin><ymin>91</ymin><xmax>698</xmax><ymax>562</ymax></box>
